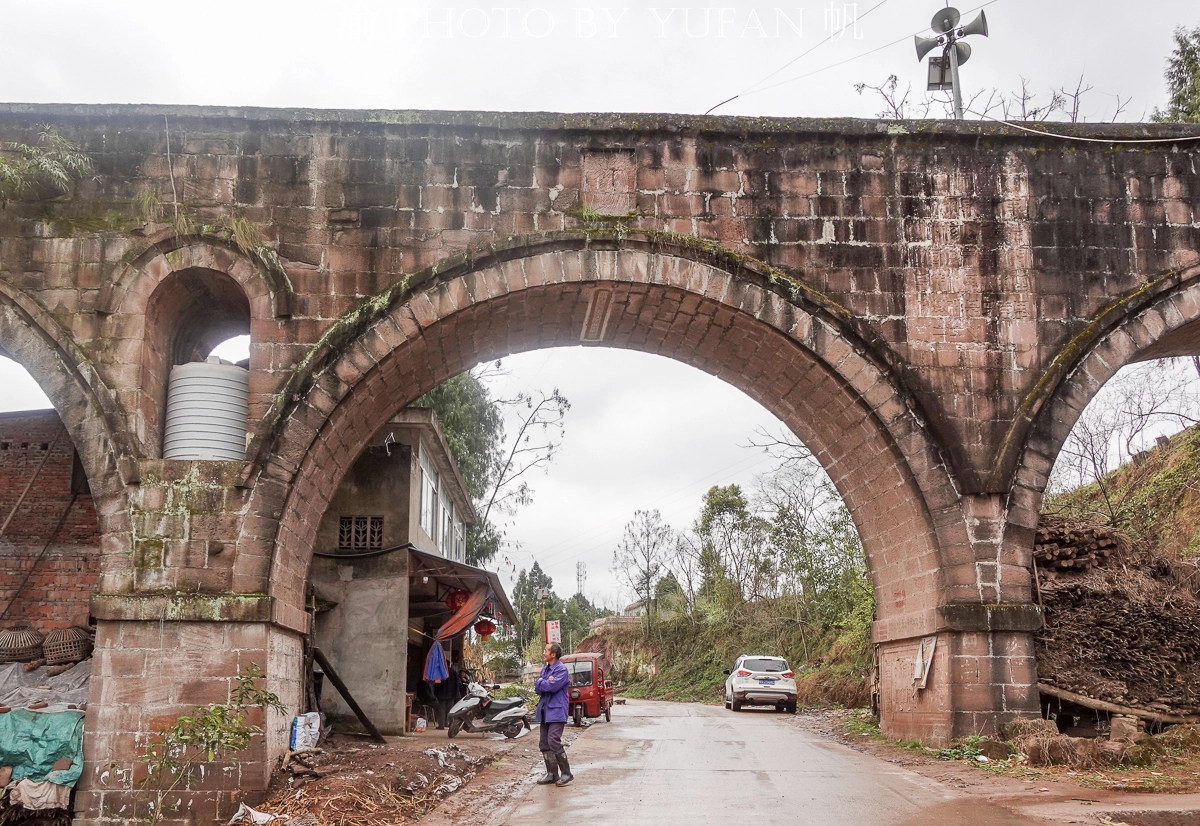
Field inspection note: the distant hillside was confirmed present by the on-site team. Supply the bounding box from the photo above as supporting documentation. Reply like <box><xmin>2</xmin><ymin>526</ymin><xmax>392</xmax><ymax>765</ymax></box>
<box><xmin>1044</xmin><ymin>423</ymin><xmax>1200</xmax><ymax>556</ymax></box>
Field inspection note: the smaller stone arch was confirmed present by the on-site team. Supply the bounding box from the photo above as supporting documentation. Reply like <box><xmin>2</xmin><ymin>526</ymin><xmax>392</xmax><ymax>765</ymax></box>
<box><xmin>99</xmin><ymin>236</ymin><xmax>287</xmax><ymax>458</ymax></box>
<box><xmin>97</xmin><ymin>235</ymin><xmax>291</xmax><ymax>320</ymax></box>
<box><xmin>1008</xmin><ymin>263</ymin><xmax>1200</xmax><ymax>517</ymax></box>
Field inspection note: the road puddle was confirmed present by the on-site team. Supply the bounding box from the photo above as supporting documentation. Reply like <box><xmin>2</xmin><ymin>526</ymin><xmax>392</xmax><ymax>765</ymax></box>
<box><xmin>892</xmin><ymin>799</ymin><xmax>1043</xmax><ymax>825</ymax></box>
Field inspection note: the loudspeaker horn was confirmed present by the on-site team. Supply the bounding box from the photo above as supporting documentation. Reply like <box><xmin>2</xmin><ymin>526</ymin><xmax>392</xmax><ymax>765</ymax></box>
<box><xmin>930</xmin><ymin>6</ymin><xmax>960</xmax><ymax>34</ymax></box>
<box><xmin>953</xmin><ymin>41</ymin><xmax>972</xmax><ymax>66</ymax></box>
<box><xmin>960</xmin><ymin>9</ymin><xmax>988</xmax><ymax>38</ymax></box>
<box><xmin>915</xmin><ymin>34</ymin><xmax>943</xmax><ymax>61</ymax></box>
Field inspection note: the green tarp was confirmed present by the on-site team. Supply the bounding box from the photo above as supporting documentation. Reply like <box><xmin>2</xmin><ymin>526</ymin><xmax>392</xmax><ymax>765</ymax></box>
<box><xmin>0</xmin><ymin>709</ymin><xmax>84</xmax><ymax>786</ymax></box>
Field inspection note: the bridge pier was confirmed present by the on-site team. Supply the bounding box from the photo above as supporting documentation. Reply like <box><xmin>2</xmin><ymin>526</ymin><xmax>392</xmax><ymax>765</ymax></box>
<box><xmin>74</xmin><ymin>613</ymin><xmax>300</xmax><ymax>826</ymax></box>
<box><xmin>877</xmin><ymin>621</ymin><xmax>1042</xmax><ymax>746</ymax></box>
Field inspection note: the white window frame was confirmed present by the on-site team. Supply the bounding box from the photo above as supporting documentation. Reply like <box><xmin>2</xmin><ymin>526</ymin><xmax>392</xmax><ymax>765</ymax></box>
<box><xmin>453</xmin><ymin>516</ymin><xmax>465</xmax><ymax>561</ymax></box>
<box><xmin>419</xmin><ymin>450</ymin><xmax>439</xmax><ymax>543</ymax></box>
<box><xmin>439</xmin><ymin>483</ymin><xmax>454</xmax><ymax>557</ymax></box>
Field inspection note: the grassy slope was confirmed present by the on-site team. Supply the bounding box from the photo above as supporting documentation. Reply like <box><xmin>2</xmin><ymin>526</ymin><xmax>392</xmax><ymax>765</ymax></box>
<box><xmin>601</xmin><ymin>593</ymin><xmax>873</xmax><ymax>708</ymax></box>
<box><xmin>1045</xmin><ymin>424</ymin><xmax>1200</xmax><ymax>554</ymax></box>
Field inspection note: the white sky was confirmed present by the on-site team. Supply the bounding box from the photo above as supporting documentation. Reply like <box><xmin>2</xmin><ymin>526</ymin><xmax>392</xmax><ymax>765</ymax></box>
<box><xmin>1</xmin><ymin>0</ymin><xmax>1197</xmax><ymax>605</ymax></box>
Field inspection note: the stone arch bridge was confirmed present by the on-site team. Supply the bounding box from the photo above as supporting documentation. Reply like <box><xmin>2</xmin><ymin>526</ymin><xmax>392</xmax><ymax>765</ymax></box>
<box><xmin>0</xmin><ymin>104</ymin><xmax>1198</xmax><ymax>824</ymax></box>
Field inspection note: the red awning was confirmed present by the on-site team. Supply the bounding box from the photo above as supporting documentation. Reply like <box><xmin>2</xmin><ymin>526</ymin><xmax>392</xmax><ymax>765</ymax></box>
<box><xmin>434</xmin><ymin>586</ymin><xmax>490</xmax><ymax>641</ymax></box>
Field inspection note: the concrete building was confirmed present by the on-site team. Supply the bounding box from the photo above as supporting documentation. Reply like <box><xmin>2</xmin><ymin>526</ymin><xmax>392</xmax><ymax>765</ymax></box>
<box><xmin>309</xmin><ymin>408</ymin><xmax>513</xmax><ymax>734</ymax></box>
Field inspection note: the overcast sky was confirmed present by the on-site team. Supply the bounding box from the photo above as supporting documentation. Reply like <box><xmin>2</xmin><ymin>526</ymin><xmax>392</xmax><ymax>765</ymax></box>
<box><xmin>1</xmin><ymin>0</ymin><xmax>1197</xmax><ymax>606</ymax></box>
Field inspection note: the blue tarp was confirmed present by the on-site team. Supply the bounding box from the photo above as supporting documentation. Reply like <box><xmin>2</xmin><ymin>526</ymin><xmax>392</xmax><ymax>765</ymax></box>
<box><xmin>0</xmin><ymin>709</ymin><xmax>85</xmax><ymax>786</ymax></box>
<box><xmin>424</xmin><ymin>642</ymin><xmax>449</xmax><ymax>682</ymax></box>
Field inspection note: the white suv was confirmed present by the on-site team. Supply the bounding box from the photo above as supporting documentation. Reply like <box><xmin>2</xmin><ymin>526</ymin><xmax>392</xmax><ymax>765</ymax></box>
<box><xmin>724</xmin><ymin>655</ymin><xmax>797</xmax><ymax>713</ymax></box>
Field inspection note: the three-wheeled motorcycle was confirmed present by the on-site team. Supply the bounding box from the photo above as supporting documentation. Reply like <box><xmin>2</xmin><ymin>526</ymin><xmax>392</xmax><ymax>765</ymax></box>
<box><xmin>560</xmin><ymin>653</ymin><xmax>615</xmax><ymax>727</ymax></box>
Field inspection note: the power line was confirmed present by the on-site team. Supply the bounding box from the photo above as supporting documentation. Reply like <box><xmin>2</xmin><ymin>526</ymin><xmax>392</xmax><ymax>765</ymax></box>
<box><xmin>963</xmin><ymin>107</ymin><xmax>1200</xmax><ymax>144</ymax></box>
<box><xmin>750</xmin><ymin>1</ymin><xmax>1001</xmax><ymax>98</ymax></box>
<box><xmin>706</xmin><ymin>0</ymin><xmax>899</xmax><ymax>114</ymax></box>
<box><xmin>709</xmin><ymin>0</ymin><xmax>1001</xmax><ymax>111</ymax></box>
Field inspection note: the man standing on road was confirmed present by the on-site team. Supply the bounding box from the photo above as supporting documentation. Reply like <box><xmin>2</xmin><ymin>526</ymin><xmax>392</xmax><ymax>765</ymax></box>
<box><xmin>534</xmin><ymin>642</ymin><xmax>573</xmax><ymax>787</ymax></box>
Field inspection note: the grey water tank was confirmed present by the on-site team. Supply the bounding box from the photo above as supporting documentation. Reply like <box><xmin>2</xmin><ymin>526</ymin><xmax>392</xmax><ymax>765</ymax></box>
<box><xmin>163</xmin><ymin>357</ymin><xmax>249</xmax><ymax>461</ymax></box>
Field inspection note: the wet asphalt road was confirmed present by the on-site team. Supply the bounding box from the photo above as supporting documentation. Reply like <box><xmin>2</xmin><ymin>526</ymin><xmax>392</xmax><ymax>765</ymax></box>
<box><xmin>496</xmin><ymin>699</ymin><xmax>1042</xmax><ymax>826</ymax></box>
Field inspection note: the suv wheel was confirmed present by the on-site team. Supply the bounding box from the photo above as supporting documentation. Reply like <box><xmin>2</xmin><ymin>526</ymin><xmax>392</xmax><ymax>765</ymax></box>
<box><xmin>731</xmin><ymin>700</ymin><xmax>742</xmax><ymax>712</ymax></box>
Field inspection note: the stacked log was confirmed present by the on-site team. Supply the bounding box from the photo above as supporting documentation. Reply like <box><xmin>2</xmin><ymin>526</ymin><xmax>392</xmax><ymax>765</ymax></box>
<box><xmin>1034</xmin><ymin>523</ymin><xmax>1120</xmax><ymax>571</ymax></box>
<box><xmin>1033</xmin><ymin>519</ymin><xmax>1200</xmax><ymax>716</ymax></box>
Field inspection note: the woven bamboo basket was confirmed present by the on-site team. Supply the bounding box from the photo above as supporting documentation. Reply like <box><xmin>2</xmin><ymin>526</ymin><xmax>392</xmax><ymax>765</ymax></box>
<box><xmin>43</xmin><ymin>626</ymin><xmax>93</xmax><ymax>665</ymax></box>
<box><xmin>0</xmin><ymin>626</ymin><xmax>45</xmax><ymax>663</ymax></box>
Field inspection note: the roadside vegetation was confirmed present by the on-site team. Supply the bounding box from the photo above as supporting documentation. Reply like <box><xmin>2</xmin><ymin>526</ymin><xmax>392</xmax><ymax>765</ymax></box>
<box><xmin>1043</xmin><ymin>358</ymin><xmax>1200</xmax><ymax>554</ymax></box>
<box><xmin>587</xmin><ymin>431</ymin><xmax>874</xmax><ymax>707</ymax></box>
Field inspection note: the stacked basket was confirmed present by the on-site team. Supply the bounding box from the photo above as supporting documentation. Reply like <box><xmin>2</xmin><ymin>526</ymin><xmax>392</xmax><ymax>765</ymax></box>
<box><xmin>43</xmin><ymin>627</ymin><xmax>93</xmax><ymax>665</ymax></box>
<box><xmin>0</xmin><ymin>626</ymin><xmax>44</xmax><ymax>663</ymax></box>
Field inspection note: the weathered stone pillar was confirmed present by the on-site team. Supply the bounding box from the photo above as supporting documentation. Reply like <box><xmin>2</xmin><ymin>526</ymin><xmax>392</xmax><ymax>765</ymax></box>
<box><xmin>75</xmin><ymin>599</ymin><xmax>302</xmax><ymax>825</ymax></box>
<box><xmin>875</xmin><ymin>493</ymin><xmax>1043</xmax><ymax>745</ymax></box>
<box><xmin>73</xmin><ymin>459</ymin><xmax>304</xmax><ymax>825</ymax></box>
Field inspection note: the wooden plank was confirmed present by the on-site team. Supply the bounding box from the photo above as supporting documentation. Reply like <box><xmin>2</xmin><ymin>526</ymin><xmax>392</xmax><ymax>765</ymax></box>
<box><xmin>1038</xmin><ymin>683</ymin><xmax>1200</xmax><ymax>724</ymax></box>
<box><xmin>313</xmin><ymin>647</ymin><xmax>387</xmax><ymax>743</ymax></box>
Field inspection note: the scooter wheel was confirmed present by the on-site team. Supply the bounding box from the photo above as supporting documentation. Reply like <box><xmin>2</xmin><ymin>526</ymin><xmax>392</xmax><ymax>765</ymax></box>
<box><xmin>573</xmin><ymin>705</ymin><xmax>584</xmax><ymax>727</ymax></box>
<box><xmin>502</xmin><ymin>722</ymin><xmax>522</xmax><ymax>739</ymax></box>
<box><xmin>448</xmin><ymin>719</ymin><xmax>462</xmax><ymax>738</ymax></box>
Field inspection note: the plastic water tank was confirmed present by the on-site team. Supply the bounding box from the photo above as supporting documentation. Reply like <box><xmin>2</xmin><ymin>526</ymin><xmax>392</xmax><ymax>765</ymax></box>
<box><xmin>163</xmin><ymin>357</ymin><xmax>249</xmax><ymax>461</ymax></box>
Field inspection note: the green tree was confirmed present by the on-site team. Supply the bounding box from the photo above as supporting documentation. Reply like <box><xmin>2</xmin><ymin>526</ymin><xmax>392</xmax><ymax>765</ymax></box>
<box><xmin>1154</xmin><ymin>22</ymin><xmax>1200</xmax><ymax>123</ymax></box>
<box><xmin>612</xmin><ymin>509</ymin><xmax>671</xmax><ymax>627</ymax></box>
<box><xmin>695</xmin><ymin>485</ymin><xmax>773</xmax><ymax>604</ymax></box>
<box><xmin>511</xmin><ymin>561</ymin><xmax>555</xmax><ymax>653</ymax></box>
<box><xmin>0</xmin><ymin>125</ymin><xmax>92</xmax><ymax>205</ymax></box>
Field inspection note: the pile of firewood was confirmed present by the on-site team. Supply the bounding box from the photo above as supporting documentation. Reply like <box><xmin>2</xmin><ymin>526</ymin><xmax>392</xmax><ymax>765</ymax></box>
<box><xmin>1034</xmin><ymin>523</ymin><xmax>1121</xmax><ymax>571</ymax></box>
<box><xmin>1033</xmin><ymin>518</ymin><xmax>1200</xmax><ymax>714</ymax></box>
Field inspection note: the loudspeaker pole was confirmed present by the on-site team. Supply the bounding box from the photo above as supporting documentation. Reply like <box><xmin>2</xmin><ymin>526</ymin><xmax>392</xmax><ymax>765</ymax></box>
<box><xmin>947</xmin><ymin>39</ymin><xmax>964</xmax><ymax>120</ymax></box>
<box><xmin>914</xmin><ymin>6</ymin><xmax>988</xmax><ymax>120</ymax></box>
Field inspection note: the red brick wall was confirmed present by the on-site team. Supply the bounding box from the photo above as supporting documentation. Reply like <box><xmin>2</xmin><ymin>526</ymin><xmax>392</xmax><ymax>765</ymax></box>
<box><xmin>0</xmin><ymin>409</ymin><xmax>100</xmax><ymax>630</ymax></box>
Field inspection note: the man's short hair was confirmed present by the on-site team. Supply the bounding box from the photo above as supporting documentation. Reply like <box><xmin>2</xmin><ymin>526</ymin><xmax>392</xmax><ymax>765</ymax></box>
<box><xmin>548</xmin><ymin>643</ymin><xmax>563</xmax><ymax>659</ymax></box>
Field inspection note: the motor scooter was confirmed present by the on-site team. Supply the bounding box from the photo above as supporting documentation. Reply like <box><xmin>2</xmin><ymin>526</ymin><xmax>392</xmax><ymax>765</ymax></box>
<box><xmin>446</xmin><ymin>680</ymin><xmax>532</xmax><ymax>739</ymax></box>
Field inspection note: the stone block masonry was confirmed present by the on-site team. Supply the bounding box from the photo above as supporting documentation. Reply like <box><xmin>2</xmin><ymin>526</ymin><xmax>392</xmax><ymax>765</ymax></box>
<box><xmin>0</xmin><ymin>104</ymin><xmax>1195</xmax><ymax>822</ymax></box>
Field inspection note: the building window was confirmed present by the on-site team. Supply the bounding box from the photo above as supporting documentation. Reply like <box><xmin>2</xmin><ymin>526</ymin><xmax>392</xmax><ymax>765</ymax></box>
<box><xmin>420</xmin><ymin>451</ymin><xmax>439</xmax><ymax>542</ymax></box>
<box><xmin>454</xmin><ymin>517</ymin><xmax>465</xmax><ymax>562</ymax></box>
<box><xmin>339</xmin><ymin>516</ymin><xmax>383</xmax><ymax>551</ymax></box>
<box><xmin>439</xmin><ymin>489</ymin><xmax>454</xmax><ymax>558</ymax></box>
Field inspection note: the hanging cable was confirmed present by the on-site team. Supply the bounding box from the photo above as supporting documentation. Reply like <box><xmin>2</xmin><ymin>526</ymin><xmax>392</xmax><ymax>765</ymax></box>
<box><xmin>706</xmin><ymin>0</ymin><xmax>900</xmax><ymax>114</ymax></box>
<box><xmin>708</xmin><ymin>0</ymin><xmax>1001</xmax><ymax>111</ymax></box>
<box><xmin>962</xmin><ymin>108</ymin><xmax>1200</xmax><ymax>144</ymax></box>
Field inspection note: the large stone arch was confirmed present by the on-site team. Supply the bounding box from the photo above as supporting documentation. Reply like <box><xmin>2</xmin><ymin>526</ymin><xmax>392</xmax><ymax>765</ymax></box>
<box><xmin>0</xmin><ymin>280</ymin><xmax>134</xmax><ymax>591</ymax></box>
<box><xmin>1009</xmin><ymin>263</ymin><xmax>1200</xmax><ymax>515</ymax></box>
<box><xmin>233</xmin><ymin>232</ymin><xmax>1023</xmax><ymax>741</ymax></box>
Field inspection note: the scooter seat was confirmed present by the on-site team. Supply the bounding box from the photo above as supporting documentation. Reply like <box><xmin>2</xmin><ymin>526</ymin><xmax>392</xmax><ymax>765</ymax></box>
<box><xmin>488</xmin><ymin>697</ymin><xmax>525</xmax><ymax>711</ymax></box>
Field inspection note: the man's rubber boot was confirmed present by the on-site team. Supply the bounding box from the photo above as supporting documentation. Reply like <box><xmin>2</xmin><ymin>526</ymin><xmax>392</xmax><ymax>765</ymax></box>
<box><xmin>555</xmin><ymin>750</ymin><xmax>573</xmax><ymax>786</ymax></box>
<box><xmin>536</xmin><ymin>752</ymin><xmax>559</xmax><ymax>785</ymax></box>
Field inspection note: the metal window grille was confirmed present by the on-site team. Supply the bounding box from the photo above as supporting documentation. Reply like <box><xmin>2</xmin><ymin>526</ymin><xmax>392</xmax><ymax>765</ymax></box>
<box><xmin>338</xmin><ymin>516</ymin><xmax>383</xmax><ymax>551</ymax></box>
